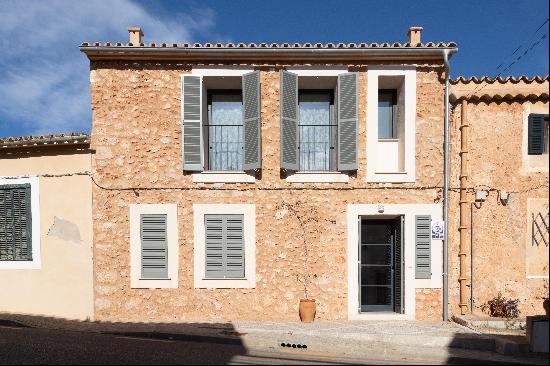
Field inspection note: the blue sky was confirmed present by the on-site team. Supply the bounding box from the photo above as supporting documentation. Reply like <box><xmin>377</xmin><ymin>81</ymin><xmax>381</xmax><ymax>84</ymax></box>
<box><xmin>0</xmin><ymin>0</ymin><xmax>548</xmax><ymax>137</ymax></box>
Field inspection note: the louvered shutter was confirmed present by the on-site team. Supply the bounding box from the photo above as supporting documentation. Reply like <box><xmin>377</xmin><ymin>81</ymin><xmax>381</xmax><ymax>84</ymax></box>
<box><xmin>528</xmin><ymin>114</ymin><xmax>545</xmax><ymax>155</ymax></box>
<box><xmin>0</xmin><ymin>184</ymin><xmax>32</xmax><ymax>261</ymax></box>
<box><xmin>205</xmin><ymin>214</ymin><xmax>245</xmax><ymax>279</ymax></box>
<box><xmin>140</xmin><ymin>214</ymin><xmax>168</xmax><ymax>278</ymax></box>
<box><xmin>242</xmin><ymin>71</ymin><xmax>262</xmax><ymax>171</ymax></box>
<box><xmin>338</xmin><ymin>72</ymin><xmax>358</xmax><ymax>171</ymax></box>
<box><xmin>182</xmin><ymin>75</ymin><xmax>203</xmax><ymax>171</ymax></box>
<box><xmin>415</xmin><ymin>215</ymin><xmax>431</xmax><ymax>279</ymax></box>
<box><xmin>280</xmin><ymin>70</ymin><xmax>299</xmax><ymax>171</ymax></box>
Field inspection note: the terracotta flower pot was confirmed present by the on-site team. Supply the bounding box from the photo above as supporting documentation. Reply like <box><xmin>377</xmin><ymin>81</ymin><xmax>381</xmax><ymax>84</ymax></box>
<box><xmin>299</xmin><ymin>299</ymin><xmax>316</xmax><ymax>323</ymax></box>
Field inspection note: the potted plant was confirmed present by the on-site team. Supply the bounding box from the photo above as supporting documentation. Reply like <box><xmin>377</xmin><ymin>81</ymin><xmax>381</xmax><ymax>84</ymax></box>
<box><xmin>483</xmin><ymin>292</ymin><xmax>520</xmax><ymax>318</ymax></box>
<box><xmin>543</xmin><ymin>296</ymin><xmax>549</xmax><ymax>316</ymax></box>
<box><xmin>277</xmin><ymin>199</ymin><xmax>318</xmax><ymax>323</ymax></box>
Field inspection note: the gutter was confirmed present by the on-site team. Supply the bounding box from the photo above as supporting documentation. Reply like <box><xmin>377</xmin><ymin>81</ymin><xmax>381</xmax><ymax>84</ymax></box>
<box><xmin>442</xmin><ymin>48</ymin><xmax>457</xmax><ymax>321</ymax></box>
<box><xmin>79</xmin><ymin>46</ymin><xmax>458</xmax><ymax>62</ymax></box>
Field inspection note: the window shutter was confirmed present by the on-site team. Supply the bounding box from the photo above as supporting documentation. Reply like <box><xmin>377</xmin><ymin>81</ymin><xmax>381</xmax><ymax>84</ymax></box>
<box><xmin>182</xmin><ymin>75</ymin><xmax>203</xmax><ymax>171</ymax></box>
<box><xmin>225</xmin><ymin>215</ymin><xmax>245</xmax><ymax>278</ymax></box>
<box><xmin>338</xmin><ymin>72</ymin><xmax>358</xmax><ymax>170</ymax></box>
<box><xmin>280</xmin><ymin>70</ymin><xmax>298</xmax><ymax>171</ymax></box>
<box><xmin>140</xmin><ymin>214</ymin><xmax>168</xmax><ymax>279</ymax></box>
<box><xmin>415</xmin><ymin>215</ymin><xmax>431</xmax><ymax>279</ymax></box>
<box><xmin>0</xmin><ymin>184</ymin><xmax>32</xmax><ymax>262</ymax></box>
<box><xmin>205</xmin><ymin>214</ymin><xmax>244</xmax><ymax>279</ymax></box>
<box><xmin>528</xmin><ymin>113</ymin><xmax>545</xmax><ymax>155</ymax></box>
<box><xmin>205</xmin><ymin>215</ymin><xmax>224</xmax><ymax>278</ymax></box>
<box><xmin>242</xmin><ymin>71</ymin><xmax>262</xmax><ymax>170</ymax></box>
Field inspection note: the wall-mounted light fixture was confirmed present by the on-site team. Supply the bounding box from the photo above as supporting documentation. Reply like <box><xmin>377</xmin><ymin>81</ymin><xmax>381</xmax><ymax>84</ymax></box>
<box><xmin>499</xmin><ymin>191</ymin><xmax>510</xmax><ymax>206</ymax></box>
<box><xmin>475</xmin><ymin>190</ymin><xmax>488</xmax><ymax>203</ymax></box>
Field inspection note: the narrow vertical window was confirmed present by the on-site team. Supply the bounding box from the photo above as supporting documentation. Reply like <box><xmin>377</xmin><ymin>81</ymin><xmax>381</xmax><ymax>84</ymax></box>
<box><xmin>140</xmin><ymin>214</ymin><xmax>168</xmax><ymax>279</ymax></box>
<box><xmin>207</xmin><ymin>91</ymin><xmax>243</xmax><ymax>171</ymax></box>
<box><xmin>298</xmin><ymin>91</ymin><xmax>335</xmax><ymax>171</ymax></box>
<box><xmin>378</xmin><ymin>90</ymin><xmax>397</xmax><ymax>139</ymax></box>
<box><xmin>205</xmin><ymin>214</ymin><xmax>244</xmax><ymax>279</ymax></box>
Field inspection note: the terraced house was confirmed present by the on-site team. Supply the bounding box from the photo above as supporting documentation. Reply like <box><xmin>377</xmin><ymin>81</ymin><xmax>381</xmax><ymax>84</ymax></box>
<box><xmin>1</xmin><ymin>26</ymin><xmax>548</xmax><ymax>323</ymax></box>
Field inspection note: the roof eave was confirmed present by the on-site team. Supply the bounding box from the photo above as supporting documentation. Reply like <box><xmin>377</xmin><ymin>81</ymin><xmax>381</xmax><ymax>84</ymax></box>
<box><xmin>79</xmin><ymin>46</ymin><xmax>458</xmax><ymax>62</ymax></box>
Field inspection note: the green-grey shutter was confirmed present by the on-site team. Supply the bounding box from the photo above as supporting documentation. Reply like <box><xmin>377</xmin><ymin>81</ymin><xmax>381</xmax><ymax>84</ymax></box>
<box><xmin>528</xmin><ymin>114</ymin><xmax>545</xmax><ymax>155</ymax></box>
<box><xmin>205</xmin><ymin>214</ymin><xmax>244</xmax><ymax>279</ymax></box>
<box><xmin>242</xmin><ymin>71</ymin><xmax>262</xmax><ymax>170</ymax></box>
<box><xmin>280</xmin><ymin>70</ymin><xmax>298</xmax><ymax>171</ymax></box>
<box><xmin>338</xmin><ymin>72</ymin><xmax>358</xmax><ymax>171</ymax></box>
<box><xmin>0</xmin><ymin>184</ymin><xmax>32</xmax><ymax>262</ymax></box>
<box><xmin>415</xmin><ymin>215</ymin><xmax>431</xmax><ymax>279</ymax></box>
<box><xmin>182</xmin><ymin>75</ymin><xmax>203</xmax><ymax>171</ymax></box>
<box><xmin>140</xmin><ymin>214</ymin><xmax>168</xmax><ymax>279</ymax></box>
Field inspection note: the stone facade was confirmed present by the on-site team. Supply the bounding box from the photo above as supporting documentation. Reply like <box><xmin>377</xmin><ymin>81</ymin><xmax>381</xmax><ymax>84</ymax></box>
<box><xmin>89</xmin><ymin>60</ymin><xmax>450</xmax><ymax>322</ymax></box>
<box><xmin>447</xmin><ymin>84</ymin><xmax>549</xmax><ymax>317</ymax></box>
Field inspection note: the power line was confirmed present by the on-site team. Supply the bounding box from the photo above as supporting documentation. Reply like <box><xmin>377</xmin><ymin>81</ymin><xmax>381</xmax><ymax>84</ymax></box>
<box><xmin>465</xmin><ymin>18</ymin><xmax>549</xmax><ymax>99</ymax></box>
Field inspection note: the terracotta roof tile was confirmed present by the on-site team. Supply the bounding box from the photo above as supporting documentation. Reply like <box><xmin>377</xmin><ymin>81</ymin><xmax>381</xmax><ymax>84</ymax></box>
<box><xmin>0</xmin><ymin>133</ymin><xmax>90</xmax><ymax>149</ymax></box>
<box><xmin>451</xmin><ymin>75</ymin><xmax>549</xmax><ymax>84</ymax></box>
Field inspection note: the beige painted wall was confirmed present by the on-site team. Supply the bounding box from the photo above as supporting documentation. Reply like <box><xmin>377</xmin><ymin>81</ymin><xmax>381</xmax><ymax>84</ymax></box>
<box><xmin>0</xmin><ymin>148</ymin><xmax>94</xmax><ymax>320</ymax></box>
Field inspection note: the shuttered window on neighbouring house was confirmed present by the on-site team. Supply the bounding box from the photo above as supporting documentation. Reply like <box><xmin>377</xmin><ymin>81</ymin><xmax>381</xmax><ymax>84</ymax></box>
<box><xmin>182</xmin><ymin>72</ymin><xmax>262</xmax><ymax>172</ymax></box>
<box><xmin>140</xmin><ymin>214</ymin><xmax>168</xmax><ymax>279</ymax></box>
<box><xmin>528</xmin><ymin>113</ymin><xmax>549</xmax><ymax>155</ymax></box>
<box><xmin>0</xmin><ymin>184</ymin><xmax>32</xmax><ymax>261</ymax></box>
<box><xmin>205</xmin><ymin>214</ymin><xmax>245</xmax><ymax>279</ymax></box>
<box><xmin>415</xmin><ymin>215</ymin><xmax>431</xmax><ymax>279</ymax></box>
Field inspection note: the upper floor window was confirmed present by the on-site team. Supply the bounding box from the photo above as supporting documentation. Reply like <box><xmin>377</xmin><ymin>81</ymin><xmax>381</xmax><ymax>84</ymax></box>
<box><xmin>298</xmin><ymin>91</ymin><xmax>336</xmax><ymax>171</ymax></box>
<box><xmin>182</xmin><ymin>71</ymin><xmax>261</xmax><ymax>174</ymax></box>
<box><xmin>378</xmin><ymin>90</ymin><xmax>397</xmax><ymax>140</ymax></box>
<box><xmin>528</xmin><ymin>113</ymin><xmax>549</xmax><ymax>155</ymax></box>
<box><xmin>206</xmin><ymin>91</ymin><xmax>243</xmax><ymax>171</ymax></box>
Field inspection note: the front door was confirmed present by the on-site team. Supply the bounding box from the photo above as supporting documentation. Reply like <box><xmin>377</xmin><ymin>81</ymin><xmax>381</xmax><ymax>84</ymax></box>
<box><xmin>359</xmin><ymin>217</ymin><xmax>404</xmax><ymax>313</ymax></box>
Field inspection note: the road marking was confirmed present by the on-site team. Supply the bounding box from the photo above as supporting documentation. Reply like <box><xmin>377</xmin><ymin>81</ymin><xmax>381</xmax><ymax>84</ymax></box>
<box><xmin>278</xmin><ymin>349</ymin><xmax>338</xmax><ymax>357</ymax></box>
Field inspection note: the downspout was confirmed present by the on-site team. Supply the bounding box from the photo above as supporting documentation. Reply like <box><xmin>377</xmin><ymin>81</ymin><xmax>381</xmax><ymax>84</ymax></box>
<box><xmin>442</xmin><ymin>49</ymin><xmax>452</xmax><ymax>321</ymax></box>
<box><xmin>458</xmin><ymin>100</ymin><xmax>470</xmax><ymax>315</ymax></box>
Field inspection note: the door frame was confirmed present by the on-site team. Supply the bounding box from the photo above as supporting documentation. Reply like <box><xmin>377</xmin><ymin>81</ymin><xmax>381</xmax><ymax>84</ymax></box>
<box><xmin>347</xmin><ymin>204</ymin><xmax>443</xmax><ymax>320</ymax></box>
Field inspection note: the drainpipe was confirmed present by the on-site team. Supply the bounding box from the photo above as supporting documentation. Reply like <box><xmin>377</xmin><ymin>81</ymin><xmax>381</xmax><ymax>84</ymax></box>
<box><xmin>458</xmin><ymin>100</ymin><xmax>470</xmax><ymax>315</ymax></box>
<box><xmin>442</xmin><ymin>49</ymin><xmax>452</xmax><ymax>322</ymax></box>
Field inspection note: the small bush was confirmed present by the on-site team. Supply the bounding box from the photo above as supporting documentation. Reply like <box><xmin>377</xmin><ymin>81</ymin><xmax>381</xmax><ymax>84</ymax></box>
<box><xmin>483</xmin><ymin>292</ymin><xmax>520</xmax><ymax>318</ymax></box>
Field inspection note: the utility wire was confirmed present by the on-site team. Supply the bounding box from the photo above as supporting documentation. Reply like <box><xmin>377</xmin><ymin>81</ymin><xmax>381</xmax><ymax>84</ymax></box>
<box><xmin>465</xmin><ymin>17</ymin><xmax>549</xmax><ymax>99</ymax></box>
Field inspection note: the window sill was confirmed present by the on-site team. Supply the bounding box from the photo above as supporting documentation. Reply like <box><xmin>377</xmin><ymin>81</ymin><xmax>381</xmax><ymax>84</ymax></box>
<box><xmin>0</xmin><ymin>260</ymin><xmax>41</xmax><ymax>270</ymax></box>
<box><xmin>192</xmin><ymin>172</ymin><xmax>255</xmax><ymax>183</ymax></box>
<box><xmin>286</xmin><ymin>171</ymin><xmax>349</xmax><ymax>183</ymax></box>
<box><xmin>378</xmin><ymin>138</ymin><xmax>399</xmax><ymax>142</ymax></box>
<box><xmin>195</xmin><ymin>277</ymin><xmax>254</xmax><ymax>289</ymax></box>
<box><xmin>375</xmin><ymin>171</ymin><xmax>407</xmax><ymax>174</ymax></box>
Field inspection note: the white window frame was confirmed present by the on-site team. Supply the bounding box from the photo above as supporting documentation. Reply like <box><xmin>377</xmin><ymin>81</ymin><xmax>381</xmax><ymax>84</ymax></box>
<box><xmin>193</xmin><ymin>204</ymin><xmax>256</xmax><ymax>288</ymax></box>
<box><xmin>285</xmin><ymin>66</ymin><xmax>350</xmax><ymax>183</ymax></box>
<box><xmin>366</xmin><ymin>66</ymin><xmax>416</xmax><ymax>183</ymax></box>
<box><xmin>184</xmin><ymin>66</ymin><xmax>257</xmax><ymax>183</ymax></box>
<box><xmin>521</xmin><ymin>104</ymin><xmax>549</xmax><ymax>173</ymax></box>
<box><xmin>129</xmin><ymin>204</ymin><xmax>179</xmax><ymax>288</ymax></box>
<box><xmin>346</xmin><ymin>203</ymin><xmax>442</xmax><ymax>320</ymax></box>
<box><xmin>0</xmin><ymin>176</ymin><xmax>41</xmax><ymax>270</ymax></box>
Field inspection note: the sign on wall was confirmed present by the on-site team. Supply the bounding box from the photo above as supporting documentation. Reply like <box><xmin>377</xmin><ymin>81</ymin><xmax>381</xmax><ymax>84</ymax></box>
<box><xmin>431</xmin><ymin>220</ymin><xmax>444</xmax><ymax>240</ymax></box>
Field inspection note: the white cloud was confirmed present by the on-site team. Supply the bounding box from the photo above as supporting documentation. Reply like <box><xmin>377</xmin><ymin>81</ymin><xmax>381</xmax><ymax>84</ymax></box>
<box><xmin>0</xmin><ymin>0</ymin><xmax>220</xmax><ymax>136</ymax></box>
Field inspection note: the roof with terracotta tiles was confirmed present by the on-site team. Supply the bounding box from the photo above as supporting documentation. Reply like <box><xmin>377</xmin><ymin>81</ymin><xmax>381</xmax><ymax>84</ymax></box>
<box><xmin>80</xmin><ymin>41</ymin><xmax>457</xmax><ymax>49</ymax></box>
<box><xmin>450</xmin><ymin>75</ymin><xmax>549</xmax><ymax>102</ymax></box>
<box><xmin>0</xmin><ymin>133</ymin><xmax>90</xmax><ymax>149</ymax></box>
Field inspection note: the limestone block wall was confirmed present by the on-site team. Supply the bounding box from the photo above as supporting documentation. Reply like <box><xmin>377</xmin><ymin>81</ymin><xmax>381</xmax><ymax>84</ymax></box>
<box><xmin>448</xmin><ymin>100</ymin><xmax>549</xmax><ymax>317</ymax></box>
<box><xmin>89</xmin><ymin>61</ymin><xmax>447</xmax><ymax>322</ymax></box>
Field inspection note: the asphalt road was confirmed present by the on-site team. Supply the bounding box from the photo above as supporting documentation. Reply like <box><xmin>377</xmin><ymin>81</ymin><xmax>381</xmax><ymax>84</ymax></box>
<box><xmin>0</xmin><ymin>325</ymin><xmax>537</xmax><ymax>365</ymax></box>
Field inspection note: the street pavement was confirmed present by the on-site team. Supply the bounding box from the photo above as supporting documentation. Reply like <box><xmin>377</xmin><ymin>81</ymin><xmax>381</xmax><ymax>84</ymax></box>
<box><xmin>0</xmin><ymin>324</ymin><xmax>543</xmax><ymax>365</ymax></box>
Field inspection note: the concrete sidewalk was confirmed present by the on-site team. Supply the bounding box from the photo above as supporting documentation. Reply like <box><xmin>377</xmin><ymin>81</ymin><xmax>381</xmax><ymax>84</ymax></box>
<box><xmin>1</xmin><ymin>314</ymin><xmax>547</xmax><ymax>364</ymax></box>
